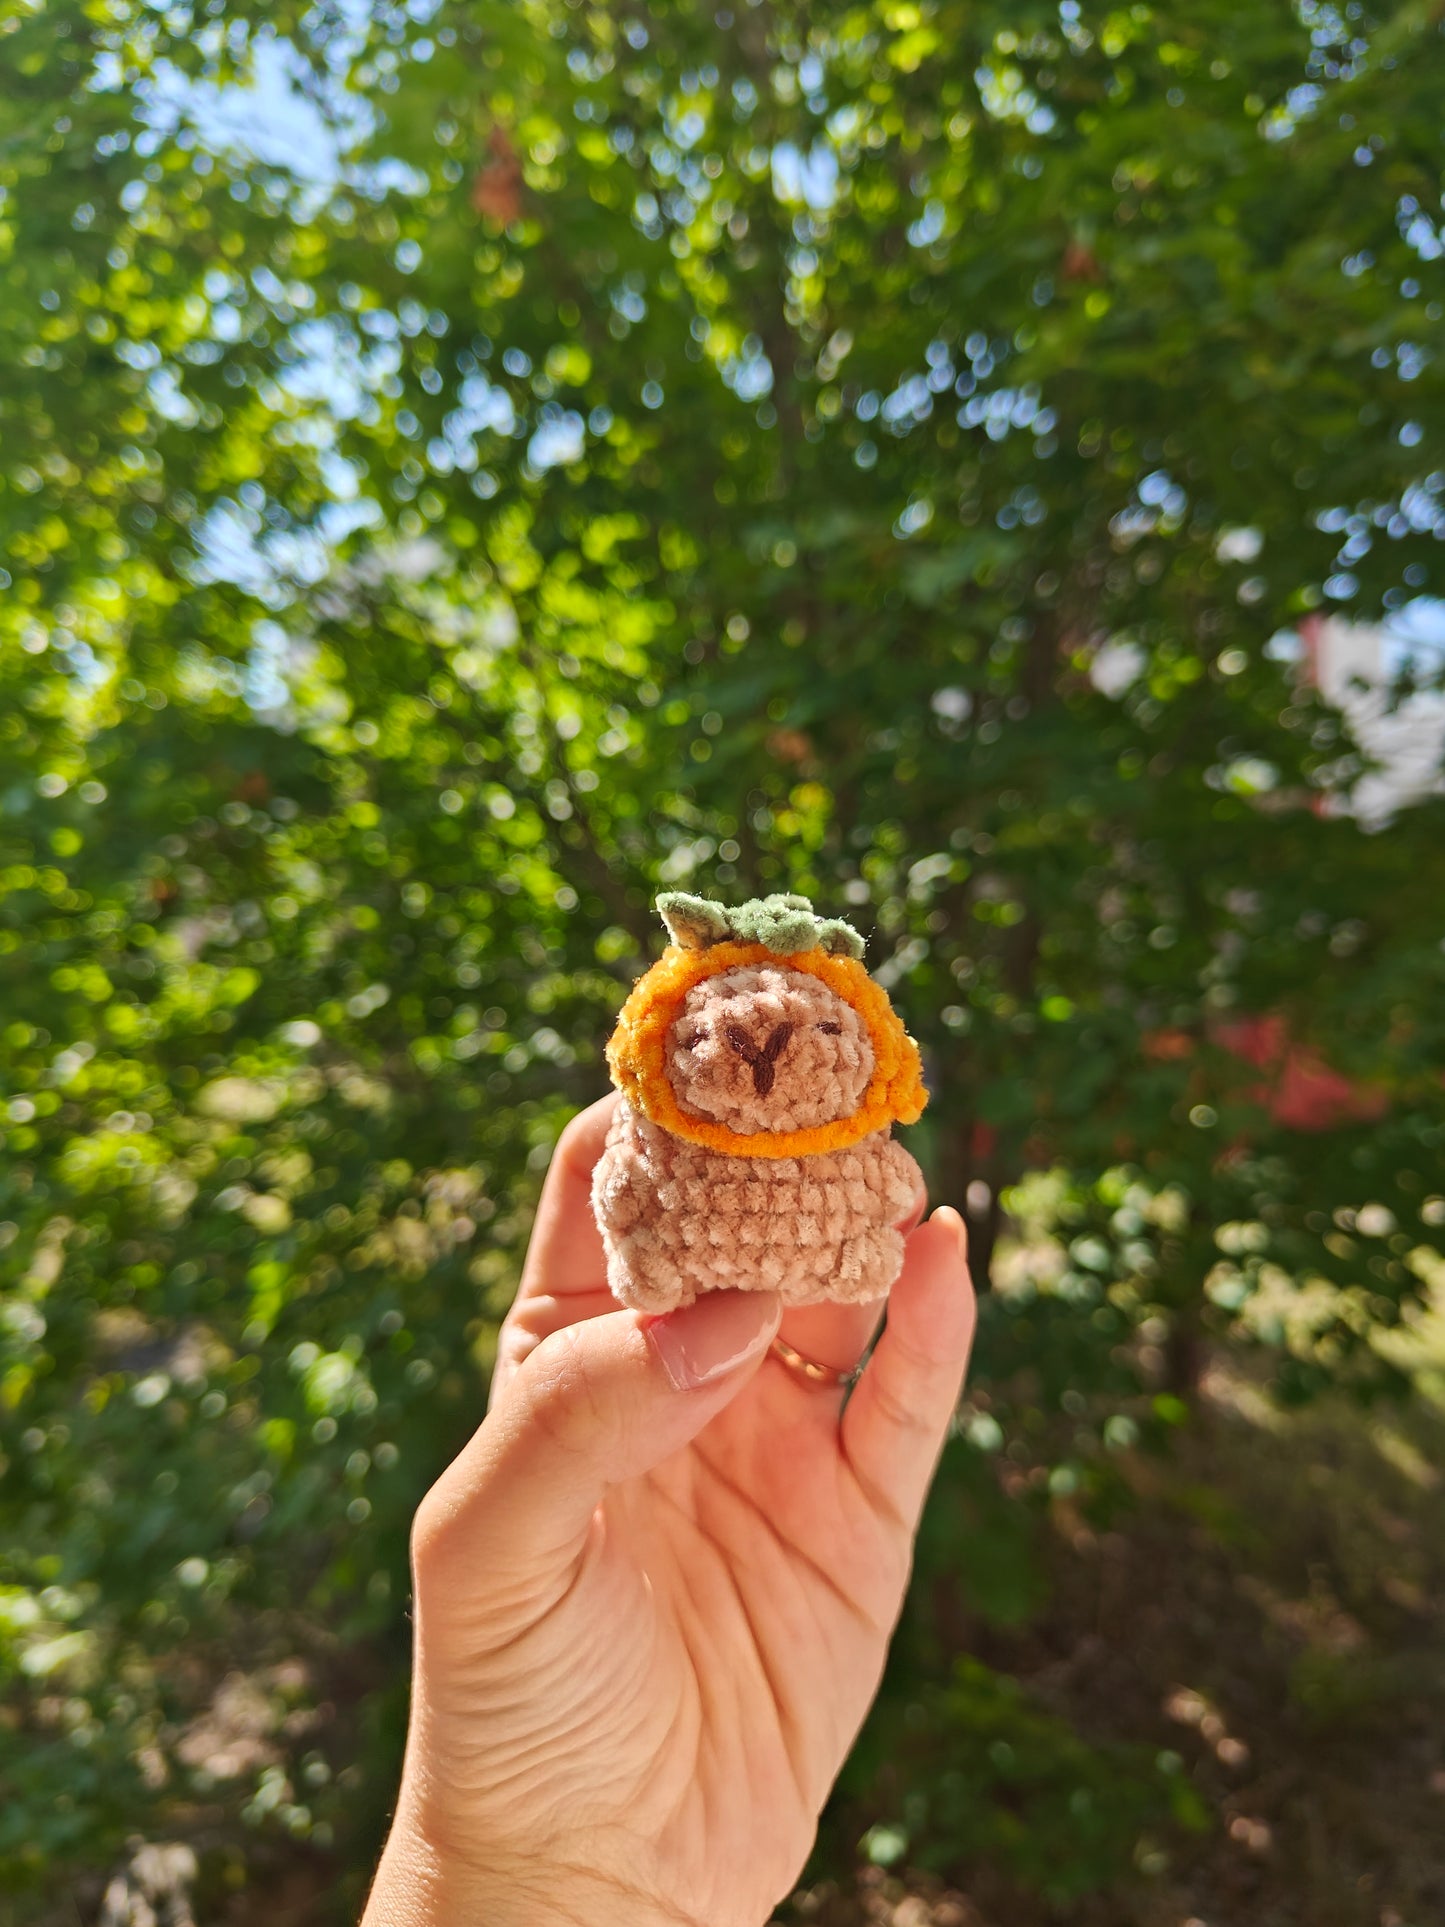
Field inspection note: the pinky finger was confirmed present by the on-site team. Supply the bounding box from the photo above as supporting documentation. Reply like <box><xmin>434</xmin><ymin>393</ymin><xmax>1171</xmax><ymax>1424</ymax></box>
<box><xmin>840</xmin><ymin>1207</ymin><xmax>976</xmax><ymax>1533</ymax></box>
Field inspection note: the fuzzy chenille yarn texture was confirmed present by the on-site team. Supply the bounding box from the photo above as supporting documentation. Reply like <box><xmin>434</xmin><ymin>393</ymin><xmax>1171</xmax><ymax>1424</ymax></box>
<box><xmin>591</xmin><ymin>893</ymin><xmax>929</xmax><ymax>1310</ymax></box>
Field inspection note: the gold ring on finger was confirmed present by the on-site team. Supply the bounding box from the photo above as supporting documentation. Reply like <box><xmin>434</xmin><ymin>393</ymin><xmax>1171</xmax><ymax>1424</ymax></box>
<box><xmin>769</xmin><ymin>1334</ymin><xmax>860</xmax><ymax>1391</ymax></box>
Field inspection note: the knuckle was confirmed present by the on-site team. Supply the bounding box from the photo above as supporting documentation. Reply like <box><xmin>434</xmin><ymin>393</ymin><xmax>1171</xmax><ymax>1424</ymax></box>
<box><xmin>521</xmin><ymin>1326</ymin><xmax>614</xmax><ymax>1462</ymax></box>
<box><xmin>556</xmin><ymin>1109</ymin><xmax>594</xmax><ymax>1162</ymax></box>
<box><xmin>556</xmin><ymin>1097</ymin><xmax>615</xmax><ymax>1174</ymax></box>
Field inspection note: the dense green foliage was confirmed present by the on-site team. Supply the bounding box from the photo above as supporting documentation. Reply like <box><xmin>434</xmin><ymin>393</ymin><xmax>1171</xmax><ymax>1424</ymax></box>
<box><xmin>2</xmin><ymin>0</ymin><xmax>1443</xmax><ymax>1916</ymax></box>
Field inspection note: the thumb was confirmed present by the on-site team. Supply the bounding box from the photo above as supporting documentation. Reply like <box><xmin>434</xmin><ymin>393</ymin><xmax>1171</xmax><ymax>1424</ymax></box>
<box><xmin>414</xmin><ymin>1291</ymin><xmax>782</xmax><ymax>1586</ymax></box>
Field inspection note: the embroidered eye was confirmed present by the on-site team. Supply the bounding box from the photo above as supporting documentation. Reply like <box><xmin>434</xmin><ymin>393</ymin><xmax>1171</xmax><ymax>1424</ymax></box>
<box><xmin>677</xmin><ymin>1031</ymin><xmax>705</xmax><ymax>1051</ymax></box>
<box><xmin>819</xmin><ymin>1021</ymin><xmax>843</xmax><ymax>1035</ymax></box>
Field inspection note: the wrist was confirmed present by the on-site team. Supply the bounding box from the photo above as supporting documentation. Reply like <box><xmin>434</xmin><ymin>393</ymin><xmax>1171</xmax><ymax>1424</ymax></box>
<box><xmin>361</xmin><ymin>1802</ymin><xmax>694</xmax><ymax>1927</ymax></box>
<box><xmin>364</xmin><ymin>1825</ymin><xmax>568</xmax><ymax>1927</ymax></box>
<box><xmin>361</xmin><ymin>1821</ymin><xmax>479</xmax><ymax>1927</ymax></box>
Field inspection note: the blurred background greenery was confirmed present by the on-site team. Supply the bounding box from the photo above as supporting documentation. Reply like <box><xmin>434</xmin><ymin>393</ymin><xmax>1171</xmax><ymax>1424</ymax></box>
<box><xmin>3</xmin><ymin>2</ymin><xmax>1445</xmax><ymax>1922</ymax></box>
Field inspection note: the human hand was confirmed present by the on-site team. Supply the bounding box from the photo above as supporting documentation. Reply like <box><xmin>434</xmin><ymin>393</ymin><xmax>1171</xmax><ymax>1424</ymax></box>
<box><xmin>362</xmin><ymin>1093</ymin><xmax>975</xmax><ymax>1927</ymax></box>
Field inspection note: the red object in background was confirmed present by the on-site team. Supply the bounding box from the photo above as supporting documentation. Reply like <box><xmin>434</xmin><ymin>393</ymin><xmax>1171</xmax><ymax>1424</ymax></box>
<box><xmin>1298</xmin><ymin>612</ymin><xmax>1325</xmax><ymax>686</ymax></box>
<box><xmin>472</xmin><ymin>127</ymin><xmax>523</xmax><ymax>225</ymax></box>
<box><xmin>1138</xmin><ymin>619</ymin><xmax>1388</xmax><ymax>1135</ymax></box>
<box><xmin>1142</xmin><ymin>1027</ymin><xmax>1195</xmax><ymax>1061</ymax></box>
<box><xmin>1061</xmin><ymin>238</ymin><xmax>1104</xmax><ymax>282</ymax></box>
<box><xmin>1141</xmin><ymin>1016</ymin><xmax>1386</xmax><ymax>1133</ymax></box>
<box><xmin>1213</xmin><ymin>1014</ymin><xmax>1387</xmax><ymax>1132</ymax></box>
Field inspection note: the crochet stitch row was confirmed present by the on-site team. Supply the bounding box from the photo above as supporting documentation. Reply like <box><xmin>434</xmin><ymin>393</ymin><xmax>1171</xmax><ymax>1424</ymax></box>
<box><xmin>606</xmin><ymin>940</ymin><xmax>928</xmax><ymax>1159</ymax></box>
<box><xmin>591</xmin><ymin>1106</ymin><xmax>919</xmax><ymax>1306</ymax></box>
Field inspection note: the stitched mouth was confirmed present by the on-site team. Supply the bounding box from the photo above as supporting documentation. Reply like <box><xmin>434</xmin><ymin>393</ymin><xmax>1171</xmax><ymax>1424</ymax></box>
<box><xmin>724</xmin><ymin>1021</ymin><xmax>794</xmax><ymax>1097</ymax></box>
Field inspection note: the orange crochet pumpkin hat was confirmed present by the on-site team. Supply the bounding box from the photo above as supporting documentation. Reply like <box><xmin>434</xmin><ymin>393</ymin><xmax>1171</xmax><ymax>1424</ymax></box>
<box><xmin>606</xmin><ymin>893</ymin><xmax>928</xmax><ymax>1159</ymax></box>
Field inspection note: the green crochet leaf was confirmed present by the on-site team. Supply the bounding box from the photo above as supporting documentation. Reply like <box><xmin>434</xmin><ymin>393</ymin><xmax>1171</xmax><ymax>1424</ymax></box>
<box><xmin>656</xmin><ymin>891</ymin><xmax>866</xmax><ymax>960</ymax></box>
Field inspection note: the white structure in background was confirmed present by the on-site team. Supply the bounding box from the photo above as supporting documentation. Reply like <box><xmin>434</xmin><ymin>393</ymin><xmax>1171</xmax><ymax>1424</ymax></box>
<box><xmin>1089</xmin><ymin>603</ymin><xmax>1445</xmax><ymax>826</ymax></box>
<box><xmin>1303</xmin><ymin>610</ymin><xmax>1445</xmax><ymax>826</ymax></box>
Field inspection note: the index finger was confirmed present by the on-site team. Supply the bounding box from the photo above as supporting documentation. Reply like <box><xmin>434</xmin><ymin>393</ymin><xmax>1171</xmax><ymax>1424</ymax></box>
<box><xmin>490</xmin><ymin>1092</ymin><xmax>619</xmax><ymax>1407</ymax></box>
<box><xmin>518</xmin><ymin>1090</ymin><xmax>618</xmax><ymax>1303</ymax></box>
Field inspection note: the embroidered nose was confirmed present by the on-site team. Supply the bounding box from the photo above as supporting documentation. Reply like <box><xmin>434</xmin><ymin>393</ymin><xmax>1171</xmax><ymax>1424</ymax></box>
<box><xmin>724</xmin><ymin>1021</ymin><xmax>794</xmax><ymax>1097</ymax></box>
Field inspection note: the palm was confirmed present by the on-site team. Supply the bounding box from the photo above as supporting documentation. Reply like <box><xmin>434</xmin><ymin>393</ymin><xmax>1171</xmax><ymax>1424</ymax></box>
<box><xmin>439</xmin><ymin>1378</ymin><xmax>909</xmax><ymax>1925</ymax></box>
<box><xmin>411</xmin><ymin>1096</ymin><xmax>973</xmax><ymax>1927</ymax></box>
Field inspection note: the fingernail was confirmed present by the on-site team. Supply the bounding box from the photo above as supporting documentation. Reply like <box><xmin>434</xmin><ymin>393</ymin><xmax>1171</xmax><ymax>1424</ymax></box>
<box><xmin>643</xmin><ymin>1291</ymin><xmax>781</xmax><ymax>1392</ymax></box>
<box><xmin>931</xmin><ymin>1205</ymin><xmax>969</xmax><ymax>1261</ymax></box>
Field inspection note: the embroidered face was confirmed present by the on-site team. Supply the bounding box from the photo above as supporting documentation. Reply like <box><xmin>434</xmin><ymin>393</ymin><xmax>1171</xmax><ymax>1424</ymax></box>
<box><xmin>666</xmin><ymin>964</ymin><xmax>875</xmax><ymax>1134</ymax></box>
<box><xmin>604</xmin><ymin>894</ymin><xmax>928</xmax><ymax>1160</ymax></box>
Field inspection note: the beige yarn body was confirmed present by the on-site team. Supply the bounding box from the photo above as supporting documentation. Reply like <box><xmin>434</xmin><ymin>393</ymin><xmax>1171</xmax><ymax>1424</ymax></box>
<box><xmin>592</xmin><ymin>1104</ymin><xmax>922</xmax><ymax>1311</ymax></box>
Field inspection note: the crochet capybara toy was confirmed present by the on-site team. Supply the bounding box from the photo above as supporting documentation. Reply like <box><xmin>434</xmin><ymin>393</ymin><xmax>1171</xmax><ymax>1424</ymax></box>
<box><xmin>591</xmin><ymin>893</ymin><xmax>928</xmax><ymax>1311</ymax></box>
